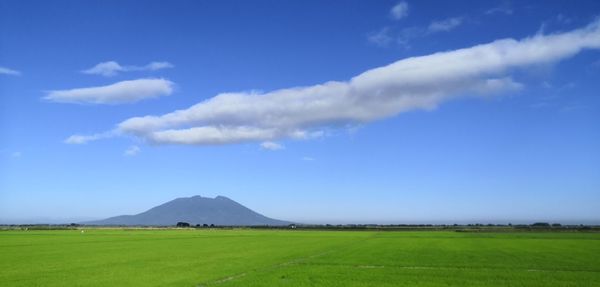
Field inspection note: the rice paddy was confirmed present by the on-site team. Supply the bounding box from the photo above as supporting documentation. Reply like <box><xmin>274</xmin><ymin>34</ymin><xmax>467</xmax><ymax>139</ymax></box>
<box><xmin>1</xmin><ymin>229</ymin><xmax>599</xmax><ymax>286</ymax></box>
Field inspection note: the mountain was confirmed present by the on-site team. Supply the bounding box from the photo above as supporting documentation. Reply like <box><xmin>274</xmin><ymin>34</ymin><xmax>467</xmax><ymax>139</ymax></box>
<box><xmin>83</xmin><ymin>195</ymin><xmax>291</xmax><ymax>226</ymax></box>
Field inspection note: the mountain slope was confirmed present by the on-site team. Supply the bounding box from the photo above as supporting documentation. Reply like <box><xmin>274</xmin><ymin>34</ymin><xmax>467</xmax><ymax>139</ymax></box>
<box><xmin>83</xmin><ymin>195</ymin><xmax>291</xmax><ymax>226</ymax></box>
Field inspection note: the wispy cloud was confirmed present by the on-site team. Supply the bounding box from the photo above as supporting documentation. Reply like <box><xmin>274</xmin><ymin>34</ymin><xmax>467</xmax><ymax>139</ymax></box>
<box><xmin>82</xmin><ymin>61</ymin><xmax>174</xmax><ymax>77</ymax></box>
<box><xmin>260</xmin><ymin>141</ymin><xmax>284</xmax><ymax>151</ymax></box>
<box><xmin>556</xmin><ymin>14</ymin><xmax>572</xmax><ymax>25</ymax></box>
<box><xmin>390</xmin><ymin>1</ymin><xmax>409</xmax><ymax>20</ymax></box>
<box><xmin>428</xmin><ymin>17</ymin><xmax>464</xmax><ymax>33</ymax></box>
<box><xmin>11</xmin><ymin>151</ymin><xmax>22</xmax><ymax>158</ymax></box>
<box><xmin>0</xmin><ymin>66</ymin><xmax>21</xmax><ymax>76</ymax></box>
<box><xmin>302</xmin><ymin>156</ymin><xmax>316</xmax><ymax>161</ymax></box>
<box><xmin>64</xmin><ymin>131</ymin><xmax>116</xmax><ymax>144</ymax></box>
<box><xmin>485</xmin><ymin>5</ymin><xmax>513</xmax><ymax>16</ymax></box>
<box><xmin>367</xmin><ymin>27</ymin><xmax>393</xmax><ymax>47</ymax></box>
<box><xmin>69</xmin><ymin>20</ymin><xmax>600</xmax><ymax>146</ymax></box>
<box><xmin>124</xmin><ymin>145</ymin><xmax>141</xmax><ymax>156</ymax></box>
<box><xmin>369</xmin><ymin>17</ymin><xmax>464</xmax><ymax>48</ymax></box>
<box><xmin>44</xmin><ymin>78</ymin><xmax>174</xmax><ymax>104</ymax></box>
<box><xmin>560</xmin><ymin>103</ymin><xmax>588</xmax><ymax>113</ymax></box>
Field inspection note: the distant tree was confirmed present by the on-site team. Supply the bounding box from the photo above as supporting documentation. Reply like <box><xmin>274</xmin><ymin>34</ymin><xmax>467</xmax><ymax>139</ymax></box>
<box><xmin>203</xmin><ymin>224</ymin><xmax>209</xmax><ymax>227</ymax></box>
<box><xmin>551</xmin><ymin>223</ymin><xmax>562</xmax><ymax>227</ymax></box>
<box><xmin>531</xmin><ymin>222</ymin><xmax>550</xmax><ymax>227</ymax></box>
<box><xmin>209</xmin><ymin>224</ymin><xmax>215</xmax><ymax>227</ymax></box>
<box><xmin>176</xmin><ymin>222</ymin><xmax>190</xmax><ymax>227</ymax></box>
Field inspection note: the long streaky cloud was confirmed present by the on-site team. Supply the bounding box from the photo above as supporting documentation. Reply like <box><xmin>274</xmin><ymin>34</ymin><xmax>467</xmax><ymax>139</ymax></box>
<box><xmin>64</xmin><ymin>131</ymin><xmax>117</xmax><ymax>144</ymax></box>
<box><xmin>69</xmin><ymin>20</ymin><xmax>600</xmax><ymax>146</ymax></box>
<box><xmin>260</xmin><ymin>141</ymin><xmax>284</xmax><ymax>151</ymax></box>
<box><xmin>45</xmin><ymin>78</ymin><xmax>174</xmax><ymax>104</ymax></box>
<box><xmin>82</xmin><ymin>61</ymin><xmax>174</xmax><ymax>77</ymax></box>
<box><xmin>0</xmin><ymin>66</ymin><xmax>21</xmax><ymax>76</ymax></box>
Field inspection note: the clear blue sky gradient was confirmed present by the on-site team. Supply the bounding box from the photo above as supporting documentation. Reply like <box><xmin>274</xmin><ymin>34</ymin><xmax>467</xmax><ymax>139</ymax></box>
<box><xmin>1</xmin><ymin>0</ymin><xmax>599</xmax><ymax>224</ymax></box>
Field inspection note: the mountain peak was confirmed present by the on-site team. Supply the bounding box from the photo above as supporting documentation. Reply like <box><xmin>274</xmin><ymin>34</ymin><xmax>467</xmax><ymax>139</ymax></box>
<box><xmin>83</xmin><ymin>195</ymin><xmax>291</xmax><ymax>226</ymax></box>
<box><xmin>186</xmin><ymin>195</ymin><xmax>229</xmax><ymax>200</ymax></box>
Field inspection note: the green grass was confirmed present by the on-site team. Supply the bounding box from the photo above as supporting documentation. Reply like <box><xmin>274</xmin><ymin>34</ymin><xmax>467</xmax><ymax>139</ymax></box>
<box><xmin>1</xmin><ymin>229</ymin><xmax>599</xmax><ymax>286</ymax></box>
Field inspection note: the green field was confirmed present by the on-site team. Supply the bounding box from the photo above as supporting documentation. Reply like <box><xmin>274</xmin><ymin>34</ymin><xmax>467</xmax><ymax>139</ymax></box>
<box><xmin>1</xmin><ymin>229</ymin><xmax>599</xmax><ymax>286</ymax></box>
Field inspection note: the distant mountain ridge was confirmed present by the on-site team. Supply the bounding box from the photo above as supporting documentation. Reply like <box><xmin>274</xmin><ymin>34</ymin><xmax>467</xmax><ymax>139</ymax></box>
<box><xmin>83</xmin><ymin>195</ymin><xmax>291</xmax><ymax>226</ymax></box>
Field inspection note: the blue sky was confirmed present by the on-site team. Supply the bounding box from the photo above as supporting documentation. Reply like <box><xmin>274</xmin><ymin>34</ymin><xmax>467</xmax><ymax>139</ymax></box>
<box><xmin>1</xmin><ymin>0</ymin><xmax>599</xmax><ymax>224</ymax></box>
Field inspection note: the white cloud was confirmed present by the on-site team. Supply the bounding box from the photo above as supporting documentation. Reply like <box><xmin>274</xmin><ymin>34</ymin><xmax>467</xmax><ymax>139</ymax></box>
<box><xmin>69</xmin><ymin>20</ymin><xmax>600</xmax><ymax>146</ymax></box>
<box><xmin>44</xmin><ymin>78</ymin><xmax>174</xmax><ymax>104</ymax></box>
<box><xmin>124</xmin><ymin>145</ymin><xmax>141</xmax><ymax>156</ymax></box>
<box><xmin>302</xmin><ymin>156</ymin><xmax>316</xmax><ymax>161</ymax></box>
<box><xmin>260</xmin><ymin>141</ymin><xmax>284</xmax><ymax>151</ymax></box>
<box><xmin>0</xmin><ymin>66</ymin><xmax>21</xmax><ymax>76</ymax></box>
<box><xmin>11</xmin><ymin>152</ymin><xmax>22</xmax><ymax>158</ymax></box>
<box><xmin>428</xmin><ymin>17</ymin><xmax>464</xmax><ymax>33</ymax></box>
<box><xmin>390</xmin><ymin>1</ymin><xmax>409</xmax><ymax>20</ymax></box>
<box><xmin>82</xmin><ymin>61</ymin><xmax>174</xmax><ymax>77</ymax></box>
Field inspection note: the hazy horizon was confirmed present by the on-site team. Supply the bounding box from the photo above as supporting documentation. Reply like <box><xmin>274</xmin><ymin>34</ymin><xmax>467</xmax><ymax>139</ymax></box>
<box><xmin>1</xmin><ymin>0</ymin><xmax>599</xmax><ymax>224</ymax></box>
<box><xmin>1</xmin><ymin>194</ymin><xmax>598</xmax><ymax>226</ymax></box>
